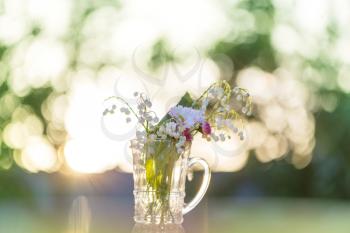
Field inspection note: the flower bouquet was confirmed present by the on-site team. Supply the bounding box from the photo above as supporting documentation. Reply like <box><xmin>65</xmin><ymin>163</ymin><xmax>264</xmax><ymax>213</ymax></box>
<box><xmin>104</xmin><ymin>80</ymin><xmax>252</xmax><ymax>224</ymax></box>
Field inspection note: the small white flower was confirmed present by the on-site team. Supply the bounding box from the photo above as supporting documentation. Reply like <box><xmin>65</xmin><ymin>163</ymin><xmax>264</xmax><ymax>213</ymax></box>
<box><xmin>138</xmin><ymin>117</ymin><xmax>145</xmax><ymax>124</ymax></box>
<box><xmin>165</xmin><ymin>122</ymin><xmax>180</xmax><ymax>138</ymax></box>
<box><xmin>201</xmin><ymin>99</ymin><xmax>209</xmax><ymax>111</ymax></box>
<box><xmin>120</xmin><ymin>107</ymin><xmax>131</xmax><ymax>115</ymax></box>
<box><xmin>233</xmin><ymin>87</ymin><xmax>240</xmax><ymax>94</ymax></box>
<box><xmin>136</xmin><ymin>130</ymin><xmax>146</xmax><ymax>140</ymax></box>
<box><xmin>224</xmin><ymin>104</ymin><xmax>231</xmax><ymax>112</ymax></box>
<box><xmin>177</xmin><ymin>148</ymin><xmax>184</xmax><ymax>154</ymax></box>
<box><xmin>219</xmin><ymin>133</ymin><xmax>226</xmax><ymax>141</ymax></box>
<box><xmin>209</xmin><ymin>87</ymin><xmax>224</xmax><ymax>99</ymax></box>
<box><xmin>145</xmin><ymin>114</ymin><xmax>153</xmax><ymax>122</ymax></box>
<box><xmin>211</xmin><ymin>134</ymin><xmax>219</xmax><ymax>142</ymax></box>
<box><xmin>238</xmin><ymin>131</ymin><xmax>244</xmax><ymax>140</ymax></box>
<box><xmin>144</xmin><ymin>99</ymin><xmax>152</xmax><ymax>108</ymax></box>
<box><xmin>149</xmin><ymin>134</ymin><xmax>157</xmax><ymax>141</ymax></box>
<box><xmin>217</xmin><ymin>88</ymin><xmax>224</xmax><ymax>98</ymax></box>
<box><xmin>175</xmin><ymin>136</ymin><xmax>187</xmax><ymax>154</ymax></box>
<box><xmin>138</xmin><ymin>103</ymin><xmax>146</xmax><ymax>111</ymax></box>
<box><xmin>169</xmin><ymin>106</ymin><xmax>205</xmax><ymax>128</ymax></box>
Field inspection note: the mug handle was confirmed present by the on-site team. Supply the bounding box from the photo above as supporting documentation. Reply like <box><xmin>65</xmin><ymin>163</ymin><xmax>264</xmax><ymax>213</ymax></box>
<box><xmin>182</xmin><ymin>157</ymin><xmax>211</xmax><ymax>215</ymax></box>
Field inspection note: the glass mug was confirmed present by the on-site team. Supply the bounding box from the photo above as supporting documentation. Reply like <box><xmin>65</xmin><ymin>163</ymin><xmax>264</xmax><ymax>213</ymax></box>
<box><xmin>131</xmin><ymin>139</ymin><xmax>211</xmax><ymax>224</ymax></box>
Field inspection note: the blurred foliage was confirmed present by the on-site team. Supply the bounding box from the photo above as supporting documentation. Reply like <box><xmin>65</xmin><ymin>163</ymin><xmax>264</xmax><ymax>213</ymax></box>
<box><xmin>0</xmin><ymin>0</ymin><xmax>350</xmax><ymax>200</ymax></box>
<box><xmin>212</xmin><ymin>0</ymin><xmax>277</xmax><ymax>72</ymax></box>
<box><xmin>209</xmin><ymin>0</ymin><xmax>350</xmax><ymax>199</ymax></box>
<box><xmin>0</xmin><ymin>168</ymin><xmax>35</xmax><ymax>199</ymax></box>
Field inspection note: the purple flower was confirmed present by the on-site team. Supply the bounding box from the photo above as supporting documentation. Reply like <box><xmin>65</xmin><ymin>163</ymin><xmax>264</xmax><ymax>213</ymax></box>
<box><xmin>202</xmin><ymin>122</ymin><xmax>212</xmax><ymax>135</ymax></box>
<box><xmin>182</xmin><ymin>128</ymin><xmax>193</xmax><ymax>142</ymax></box>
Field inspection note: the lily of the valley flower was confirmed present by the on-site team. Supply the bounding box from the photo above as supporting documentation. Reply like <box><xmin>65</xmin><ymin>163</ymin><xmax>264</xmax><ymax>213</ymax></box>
<box><xmin>109</xmin><ymin>81</ymin><xmax>252</xmax><ymax>155</ymax></box>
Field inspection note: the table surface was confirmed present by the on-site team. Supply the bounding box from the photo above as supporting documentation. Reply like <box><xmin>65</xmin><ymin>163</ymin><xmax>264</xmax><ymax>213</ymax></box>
<box><xmin>1</xmin><ymin>196</ymin><xmax>350</xmax><ymax>233</ymax></box>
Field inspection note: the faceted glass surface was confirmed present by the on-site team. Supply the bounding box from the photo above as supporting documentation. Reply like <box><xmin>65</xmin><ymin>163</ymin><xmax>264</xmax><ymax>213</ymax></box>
<box><xmin>132</xmin><ymin>139</ymin><xmax>190</xmax><ymax>224</ymax></box>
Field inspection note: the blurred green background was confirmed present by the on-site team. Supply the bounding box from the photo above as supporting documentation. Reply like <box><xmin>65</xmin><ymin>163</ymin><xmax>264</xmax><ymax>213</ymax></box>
<box><xmin>1</xmin><ymin>0</ymin><xmax>350</xmax><ymax>232</ymax></box>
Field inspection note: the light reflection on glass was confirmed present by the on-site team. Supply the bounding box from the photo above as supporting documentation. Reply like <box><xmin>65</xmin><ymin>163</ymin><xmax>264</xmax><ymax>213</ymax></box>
<box><xmin>68</xmin><ymin>196</ymin><xmax>91</xmax><ymax>233</ymax></box>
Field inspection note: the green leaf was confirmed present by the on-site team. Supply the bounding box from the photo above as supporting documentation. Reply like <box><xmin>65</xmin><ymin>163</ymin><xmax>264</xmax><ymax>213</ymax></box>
<box><xmin>177</xmin><ymin>92</ymin><xmax>194</xmax><ymax>107</ymax></box>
